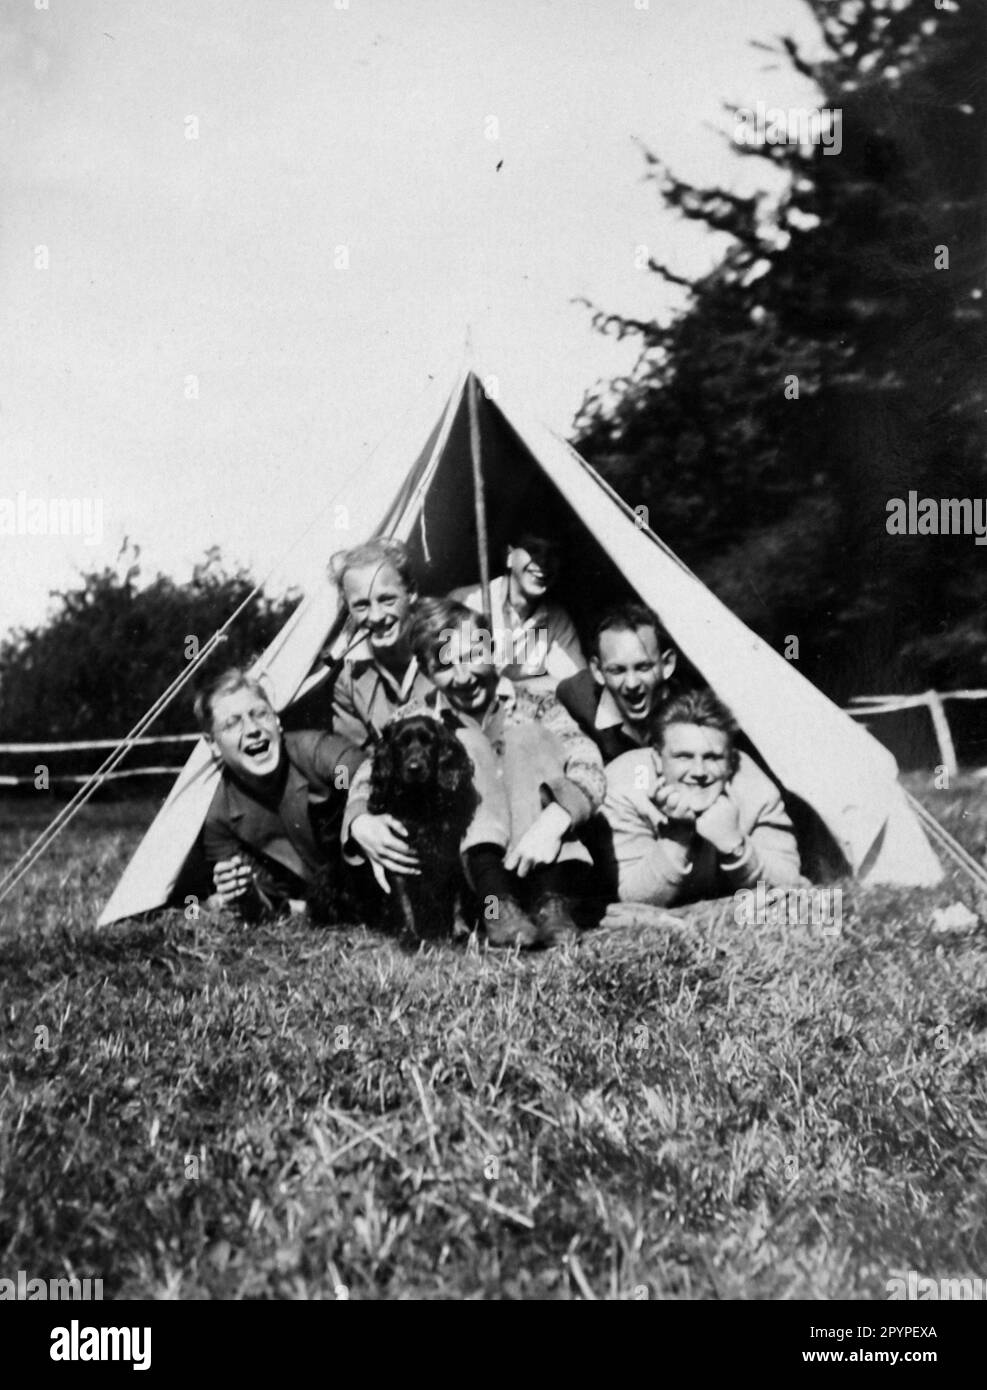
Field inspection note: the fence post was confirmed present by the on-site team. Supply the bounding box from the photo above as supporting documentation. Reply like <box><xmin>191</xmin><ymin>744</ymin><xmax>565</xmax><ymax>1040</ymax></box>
<box><xmin>925</xmin><ymin>690</ymin><xmax>958</xmax><ymax>781</ymax></box>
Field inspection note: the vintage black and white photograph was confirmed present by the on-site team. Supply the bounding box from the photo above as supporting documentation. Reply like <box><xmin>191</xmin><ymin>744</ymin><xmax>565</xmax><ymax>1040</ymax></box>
<box><xmin>1</xmin><ymin>0</ymin><xmax>985</xmax><ymax>1328</ymax></box>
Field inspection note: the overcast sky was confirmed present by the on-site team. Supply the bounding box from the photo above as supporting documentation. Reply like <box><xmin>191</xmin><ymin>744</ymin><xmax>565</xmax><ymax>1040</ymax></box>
<box><xmin>1</xmin><ymin>0</ymin><xmax>824</xmax><ymax>639</ymax></box>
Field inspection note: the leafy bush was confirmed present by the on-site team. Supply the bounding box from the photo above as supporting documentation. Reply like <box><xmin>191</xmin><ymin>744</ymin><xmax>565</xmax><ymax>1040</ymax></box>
<box><xmin>0</xmin><ymin>543</ymin><xmax>299</xmax><ymax>743</ymax></box>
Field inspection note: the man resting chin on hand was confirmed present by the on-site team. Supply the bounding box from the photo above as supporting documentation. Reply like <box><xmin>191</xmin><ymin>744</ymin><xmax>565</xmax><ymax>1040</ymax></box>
<box><xmin>602</xmin><ymin>687</ymin><xmax>802</xmax><ymax>908</ymax></box>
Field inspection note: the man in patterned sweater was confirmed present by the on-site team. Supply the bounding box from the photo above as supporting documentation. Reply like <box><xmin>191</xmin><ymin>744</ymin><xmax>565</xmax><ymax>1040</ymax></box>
<box><xmin>344</xmin><ymin>598</ymin><xmax>605</xmax><ymax>948</ymax></box>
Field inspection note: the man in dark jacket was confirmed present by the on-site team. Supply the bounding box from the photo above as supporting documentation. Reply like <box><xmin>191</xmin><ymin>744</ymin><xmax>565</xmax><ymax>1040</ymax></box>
<box><xmin>555</xmin><ymin>602</ymin><xmax>678</xmax><ymax>764</ymax></box>
<box><xmin>197</xmin><ymin>666</ymin><xmax>364</xmax><ymax>918</ymax></box>
<box><xmin>554</xmin><ymin>603</ymin><xmax>679</xmax><ymax>900</ymax></box>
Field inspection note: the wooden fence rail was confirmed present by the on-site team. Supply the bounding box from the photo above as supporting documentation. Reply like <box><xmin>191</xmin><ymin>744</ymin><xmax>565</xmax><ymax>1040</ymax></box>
<box><xmin>1</xmin><ymin>689</ymin><xmax>986</xmax><ymax>785</ymax></box>
<box><xmin>0</xmin><ymin>733</ymin><xmax>196</xmax><ymax>785</ymax></box>
<box><xmin>0</xmin><ymin>768</ymin><xmax>185</xmax><ymax>787</ymax></box>
<box><xmin>846</xmin><ymin>689</ymin><xmax>987</xmax><ymax>779</ymax></box>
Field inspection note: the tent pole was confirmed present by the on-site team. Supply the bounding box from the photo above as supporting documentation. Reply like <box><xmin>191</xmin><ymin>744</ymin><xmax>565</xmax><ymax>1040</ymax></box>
<box><xmin>467</xmin><ymin>373</ymin><xmax>493</xmax><ymax>627</ymax></box>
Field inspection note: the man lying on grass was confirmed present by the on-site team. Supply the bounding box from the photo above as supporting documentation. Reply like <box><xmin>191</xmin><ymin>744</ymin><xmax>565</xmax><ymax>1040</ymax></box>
<box><xmin>343</xmin><ymin>598</ymin><xmax>606</xmax><ymax>948</ymax></box>
<box><xmin>197</xmin><ymin>667</ymin><xmax>364</xmax><ymax>920</ymax></box>
<box><xmin>603</xmin><ymin>687</ymin><xmax>802</xmax><ymax>909</ymax></box>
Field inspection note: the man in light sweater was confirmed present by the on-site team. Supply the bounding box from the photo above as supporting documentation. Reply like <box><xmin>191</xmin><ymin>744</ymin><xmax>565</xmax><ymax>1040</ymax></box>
<box><xmin>603</xmin><ymin>687</ymin><xmax>801</xmax><ymax>906</ymax></box>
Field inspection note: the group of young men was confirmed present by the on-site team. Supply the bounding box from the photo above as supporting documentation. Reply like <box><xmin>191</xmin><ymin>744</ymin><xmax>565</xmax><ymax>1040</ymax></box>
<box><xmin>196</xmin><ymin>529</ymin><xmax>802</xmax><ymax>947</ymax></box>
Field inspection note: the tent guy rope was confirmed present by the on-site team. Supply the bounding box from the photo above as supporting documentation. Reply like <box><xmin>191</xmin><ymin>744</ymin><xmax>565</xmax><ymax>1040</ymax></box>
<box><xmin>905</xmin><ymin>792</ymin><xmax>987</xmax><ymax>897</ymax></box>
<box><xmin>0</xmin><ymin>621</ymin><xmax>239</xmax><ymax>909</ymax></box>
<box><xmin>0</xmin><ymin>361</ymin><xmax>464</xmax><ymax>912</ymax></box>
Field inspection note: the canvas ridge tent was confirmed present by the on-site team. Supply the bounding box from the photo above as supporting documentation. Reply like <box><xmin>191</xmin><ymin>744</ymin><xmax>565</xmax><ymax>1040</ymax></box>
<box><xmin>98</xmin><ymin>368</ymin><xmax>942</xmax><ymax>925</ymax></box>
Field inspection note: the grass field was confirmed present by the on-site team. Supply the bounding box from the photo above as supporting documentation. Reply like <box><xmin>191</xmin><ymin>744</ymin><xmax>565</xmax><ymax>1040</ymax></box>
<box><xmin>2</xmin><ymin>777</ymin><xmax>987</xmax><ymax>1300</ymax></box>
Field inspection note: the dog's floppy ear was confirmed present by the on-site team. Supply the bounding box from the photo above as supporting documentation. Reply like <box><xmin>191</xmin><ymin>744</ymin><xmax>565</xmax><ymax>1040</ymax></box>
<box><xmin>368</xmin><ymin>727</ymin><xmax>398</xmax><ymax>813</ymax></box>
<box><xmin>436</xmin><ymin>730</ymin><xmax>473</xmax><ymax>793</ymax></box>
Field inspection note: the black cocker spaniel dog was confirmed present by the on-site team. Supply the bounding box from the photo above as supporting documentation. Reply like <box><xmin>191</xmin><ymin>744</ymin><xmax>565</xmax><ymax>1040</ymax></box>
<box><xmin>366</xmin><ymin>714</ymin><xmax>477</xmax><ymax>939</ymax></box>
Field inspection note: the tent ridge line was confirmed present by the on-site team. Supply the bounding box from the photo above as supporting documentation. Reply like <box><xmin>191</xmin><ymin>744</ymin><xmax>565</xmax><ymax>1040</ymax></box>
<box><xmin>543</xmin><ymin>426</ymin><xmax>904</xmax><ymax>784</ymax></box>
<box><xmin>554</xmin><ymin>430</ymin><xmax>698</xmax><ymax>581</ymax></box>
<box><xmin>389</xmin><ymin>367</ymin><xmax>470</xmax><ymax>543</ymax></box>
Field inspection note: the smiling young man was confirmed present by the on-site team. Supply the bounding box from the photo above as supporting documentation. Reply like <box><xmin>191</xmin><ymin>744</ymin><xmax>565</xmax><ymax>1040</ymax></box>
<box><xmin>450</xmin><ymin>527</ymin><xmax>586</xmax><ymax>693</ymax></box>
<box><xmin>197</xmin><ymin>667</ymin><xmax>364</xmax><ymax>919</ymax></box>
<box><xmin>555</xmin><ymin>603</ymin><xmax>678</xmax><ymax>764</ymax></box>
<box><xmin>329</xmin><ymin>538</ymin><xmax>434</xmax><ymax>746</ymax></box>
<box><xmin>327</xmin><ymin>538</ymin><xmax>436</xmax><ymax>880</ymax></box>
<box><xmin>603</xmin><ymin>688</ymin><xmax>801</xmax><ymax>907</ymax></box>
<box><xmin>344</xmin><ymin>598</ymin><xmax>605</xmax><ymax>947</ymax></box>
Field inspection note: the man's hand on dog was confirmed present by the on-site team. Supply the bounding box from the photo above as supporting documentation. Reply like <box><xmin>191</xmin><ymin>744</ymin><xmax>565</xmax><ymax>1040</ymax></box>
<box><xmin>350</xmin><ymin>812</ymin><xmax>421</xmax><ymax>875</ymax></box>
<box><xmin>504</xmin><ymin>803</ymin><xmax>572</xmax><ymax>878</ymax></box>
<box><xmin>212</xmin><ymin>854</ymin><xmax>254</xmax><ymax>905</ymax></box>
